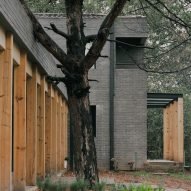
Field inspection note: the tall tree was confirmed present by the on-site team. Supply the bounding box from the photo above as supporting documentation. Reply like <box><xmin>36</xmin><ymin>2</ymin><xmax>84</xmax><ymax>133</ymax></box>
<box><xmin>20</xmin><ymin>0</ymin><xmax>128</xmax><ymax>185</ymax></box>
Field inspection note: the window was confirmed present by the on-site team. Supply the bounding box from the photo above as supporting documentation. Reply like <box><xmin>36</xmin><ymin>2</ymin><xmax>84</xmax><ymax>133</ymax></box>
<box><xmin>90</xmin><ymin>105</ymin><xmax>96</xmax><ymax>137</ymax></box>
<box><xmin>116</xmin><ymin>37</ymin><xmax>144</xmax><ymax>69</ymax></box>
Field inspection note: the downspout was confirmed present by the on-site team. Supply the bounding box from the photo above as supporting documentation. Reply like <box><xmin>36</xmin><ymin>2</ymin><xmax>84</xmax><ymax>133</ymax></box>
<box><xmin>109</xmin><ymin>24</ymin><xmax>115</xmax><ymax>170</ymax></box>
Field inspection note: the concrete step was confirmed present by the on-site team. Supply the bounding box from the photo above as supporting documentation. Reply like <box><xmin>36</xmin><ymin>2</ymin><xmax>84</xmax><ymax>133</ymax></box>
<box><xmin>144</xmin><ymin>160</ymin><xmax>183</xmax><ymax>172</ymax></box>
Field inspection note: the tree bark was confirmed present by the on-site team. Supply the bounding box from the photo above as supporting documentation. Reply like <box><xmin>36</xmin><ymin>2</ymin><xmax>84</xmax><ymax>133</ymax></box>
<box><xmin>66</xmin><ymin>72</ymin><xmax>99</xmax><ymax>184</ymax></box>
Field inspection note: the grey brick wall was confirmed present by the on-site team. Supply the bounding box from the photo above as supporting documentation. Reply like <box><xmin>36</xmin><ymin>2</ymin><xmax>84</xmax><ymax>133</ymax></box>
<box><xmin>114</xmin><ymin>69</ymin><xmax>147</xmax><ymax>169</ymax></box>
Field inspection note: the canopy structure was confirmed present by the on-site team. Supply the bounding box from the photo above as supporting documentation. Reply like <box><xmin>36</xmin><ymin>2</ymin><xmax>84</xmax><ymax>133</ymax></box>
<box><xmin>147</xmin><ymin>93</ymin><xmax>183</xmax><ymax>108</ymax></box>
<box><xmin>147</xmin><ymin>92</ymin><xmax>184</xmax><ymax>164</ymax></box>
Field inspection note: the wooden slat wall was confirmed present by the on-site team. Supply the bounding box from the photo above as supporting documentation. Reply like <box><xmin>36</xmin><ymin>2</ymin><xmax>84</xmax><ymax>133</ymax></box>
<box><xmin>13</xmin><ymin>51</ymin><xmax>27</xmax><ymax>190</ymax></box>
<box><xmin>26</xmin><ymin>67</ymin><xmax>37</xmax><ymax>185</ymax></box>
<box><xmin>0</xmin><ymin>33</ymin><xmax>13</xmax><ymax>191</ymax></box>
<box><xmin>163</xmin><ymin>100</ymin><xmax>184</xmax><ymax>163</ymax></box>
<box><xmin>0</xmin><ymin>28</ymin><xmax>68</xmax><ymax>189</ymax></box>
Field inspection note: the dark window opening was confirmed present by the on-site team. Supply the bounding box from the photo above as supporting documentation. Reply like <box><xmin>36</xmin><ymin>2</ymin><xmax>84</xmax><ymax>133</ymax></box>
<box><xmin>90</xmin><ymin>105</ymin><xmax>96</xmax><ymax>137</ymax></box>
<box><xmin>116</xmin><ymin>37</ymin><xmax>144</xmax><ymax>69</ymax></box>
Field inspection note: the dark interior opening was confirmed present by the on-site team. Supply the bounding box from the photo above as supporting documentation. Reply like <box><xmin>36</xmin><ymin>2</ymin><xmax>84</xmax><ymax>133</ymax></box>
<box><xmin>116</xmin><ymin>37</ymin><xmax>144</xmax><ymax>69</ymax></box>
<box><xmin>147</xmin><ymin>108</ymin><xmax>163</xmax><ymax>159</ymax></box>
<box><xmin>90</xmin><ymin>105</ymin><xmax>96</xmax><ymax>137</ymax></box>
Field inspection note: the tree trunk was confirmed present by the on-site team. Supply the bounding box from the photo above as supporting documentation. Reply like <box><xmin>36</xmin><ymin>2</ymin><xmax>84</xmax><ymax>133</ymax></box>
<box><xmin>66</xmin><ymin>72</ymin><xmax>99</xmax><ymax>184</ymax></box>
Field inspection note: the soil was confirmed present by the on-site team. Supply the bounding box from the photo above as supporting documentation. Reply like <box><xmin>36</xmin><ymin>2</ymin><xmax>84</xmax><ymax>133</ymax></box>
<box><xmin>98</xmin><ymin>171</ymin><xmax>191</xmax><ymax>191</ymax></box>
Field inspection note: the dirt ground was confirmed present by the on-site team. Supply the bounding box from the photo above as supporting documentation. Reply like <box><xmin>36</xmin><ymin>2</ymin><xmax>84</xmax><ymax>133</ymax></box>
<box><xmin>98</xmin><ymin>170</ymin><xmax>191</xmax><ymax>191</ymax></box>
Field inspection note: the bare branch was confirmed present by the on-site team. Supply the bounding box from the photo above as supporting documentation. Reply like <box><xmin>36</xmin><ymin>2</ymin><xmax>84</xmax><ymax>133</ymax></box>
<box><xmin>49</xmin><ymin>23</ymin><xmax>69</xmax><ymax>39</ymax></box>
<box><xmin>82</xmin><ymin>0</ymin><xmax>128</xmax><ymax>69</ymax></box>
<box><xmin>144</xmin><ymin>0</ymin><xmax>190</xmax><ymax>29</ymax></box>
<box><xmin>19</xmin><ymin>0</ymin><xmax>73</xmax><ymax>73</ymax></box>
<box><xmin>107</xmin><ymin>39</ymin><xmax>154</xmax><ymax>49</ymax></box>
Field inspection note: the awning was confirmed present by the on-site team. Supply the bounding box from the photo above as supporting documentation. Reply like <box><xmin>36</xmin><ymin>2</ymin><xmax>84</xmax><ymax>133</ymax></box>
<box><xmin>147</xmin><ymin>93</ymin><xmax>183</xmax><ymax>108</ymax></box>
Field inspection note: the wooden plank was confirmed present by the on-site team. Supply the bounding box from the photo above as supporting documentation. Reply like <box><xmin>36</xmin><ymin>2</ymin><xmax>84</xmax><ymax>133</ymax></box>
<box><xmin>45</xmin><ymin>84</ymin><xmax>53</xmax><ymax>174</ymax></box>
<box><xmin>168</xmin><ymin>103</ymin><xmax>173</xmax><ymax>160</ymax></box>
<box><xmin>37</xmin><ymin>76</ymin><xmax>45</xmax><ymax>178</ymax></box>
<box><xmin>177</xmin><ymin>98</ymin><xmax>184</xmax><ymax>163</ymax></box>
<box><xmin>65</xmin><ymin>101</ymin><xmax>68</xmax><ymax>162</ymax></box>
<box><xmin>26</xmin><ymin>66</ymin><xmax>37</xmax><ymax>185</ymax></box>
<box><xmin>163</xmin><ymin>107</ymin><xmax>168</xmax><ymax>159</ymax></box>
<box><xmin>173</xmin><ymin>101</ymin><xmax>178</xmax><ymax>161</ymax></box>
<box><xmin>0</xmin><ymin>49</ymin><xmax>3</xmax><ymax>191</ymax></box>
<box><xmin>57</xmin><ymin>95</ymin><xmax>61</xmax><ymax>171</ymax></box>
<box><xmin>51</xmin><ymin>89</ymin><xmax>57</xmax><ymax>173</ymax></box>
<box><xmin>60</xmin><ymin>100</ymin><xmax>65</xmax><ymax>169</ymax></box>
<box><xmin>0</xmin><ymin>33</ymin><xmax>13</xmax><ymax>191</ymax></box>
<box><xmin>13</xmin><ymin>51</ymin><xmax>27</xmax><ymax>191</ymax></box>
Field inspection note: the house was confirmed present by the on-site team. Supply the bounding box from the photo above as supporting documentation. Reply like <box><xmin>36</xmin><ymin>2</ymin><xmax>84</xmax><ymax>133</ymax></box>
<box><xmin>0</xmin><ymin>0</ymin><xmax>184</xmax><ymax>190</ymax></box>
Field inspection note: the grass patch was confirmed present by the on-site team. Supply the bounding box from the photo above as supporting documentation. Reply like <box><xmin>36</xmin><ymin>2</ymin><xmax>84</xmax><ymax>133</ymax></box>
<box><xmin>37</xmin><ymin>177</ymin><xmax>164</xmax><ymax>191</ymax></box>
<box><xmin>169</xmin><ymin>172</ymin><xmax>191</xmax><ymax>180</ymax></box>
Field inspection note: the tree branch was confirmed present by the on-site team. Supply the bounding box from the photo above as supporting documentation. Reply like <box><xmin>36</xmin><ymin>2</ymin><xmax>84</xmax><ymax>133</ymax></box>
<box><xmin>19</xmin><ymin>0</ymin><xmax>73</xmax><ymax>73</ymax></box>
<box><xmin>45</xmin><ymin>23</ymin><xmax>69</xmax><ymax>39</ymax></box>
<box><xmin>82</xmin><ymin>0</ymin><xmax>128</xmax><ymax>69</ymax></box>
<box><xmin>107</xmin><ymin>39</ymin><xmax>154</xmax><ymax>49</ymax></box>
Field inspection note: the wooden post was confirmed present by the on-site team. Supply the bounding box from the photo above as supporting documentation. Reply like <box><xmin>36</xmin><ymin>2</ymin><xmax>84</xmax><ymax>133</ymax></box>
<box><xmin>177</xmin><ymin>98</ymin><xmax>184</xmax><ymax>163</ymax></box>
<box><xmin>163</xmin><ymin>106</ymin><xmax>169</xmax><ymax>159</ymax></box>
<box><xmin>0</xmin><ymin>33</ymin><xmax>13</xmax><ymax>191</ymax></box>
<box><xmin>45</xmin><ymin>84</ymin><xmax>53</xmax><ymax>174</ymax></box>
<box><xmin>57</xmin><ymin>95</ymin><xmax>61</xmax><ymax>171</ymax></box>
<box><xmin>37</xmin><ymin>76</ymin><xmax>45</xmax><ymax>178</ymax></box>
<box><xmin>65</xmin><ymin>102</ymin><xmax>68</xmax><ymax>161</ymax></box>
<box><xmin>26</xmin><ymin>66</ymin><xmax>37</xmax><ymax>185</ymax></box>
<box><xmin>13</xmin><ymin>51</ymin><xmax>27</xmax><ymax>190</ymax></box>
<box><xmin>52</xmin><ymin>89</ymin><xmax>57</xmax><ymax>172</ymax></box>
<box><xmin>61</xmin><ymin>99</ymin><xmax>65</xmax><ymax>169</ymax></box>
<box><xmin>172</xmin><ymin>101</ymin><xmax>178</xmax><ymax>161</ymax></box>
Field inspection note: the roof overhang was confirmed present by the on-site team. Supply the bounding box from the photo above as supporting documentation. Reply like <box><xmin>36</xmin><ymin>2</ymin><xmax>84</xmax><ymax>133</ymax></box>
<box><xmin>147</xmin><ymin>93</ymin><xmax>183</xmax><ymax>108</ymax></box>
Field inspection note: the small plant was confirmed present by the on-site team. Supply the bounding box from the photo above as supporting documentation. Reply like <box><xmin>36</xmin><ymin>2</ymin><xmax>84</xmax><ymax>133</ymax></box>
<box><xmin>113</xmin><ymin>184</ymin><xmax>164</xmax><ymax>191</ymax></box>
<box><xmin>36</xmin><ymin>177</ymin><xmax>68</xmax><ymax>191</ymax></box>
<box><xmin>70</xmin><ymin>179</ymin><xmax>89</xmax><ymax>191</ymax></box>
<box><xmin>92</xmin><ymin>182</ymin><xmax>106</xmax><ymax>191</ymax></box>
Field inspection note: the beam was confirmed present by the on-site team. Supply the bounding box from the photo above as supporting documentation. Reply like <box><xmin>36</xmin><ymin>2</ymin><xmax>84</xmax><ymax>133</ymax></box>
<box><xmin>26</xmin><ymin>66</ymin><xmax>37</xmax><ymax>185</ymax></box>
<box><xmin>0</xmin><ymin>33</ymin><xmax>13</xmax><ymax>191</ymax></box>
<box><xmin>13</xmin><ymin>51</ymin><xmax>27</xmax><ymax>190</ymax></box>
